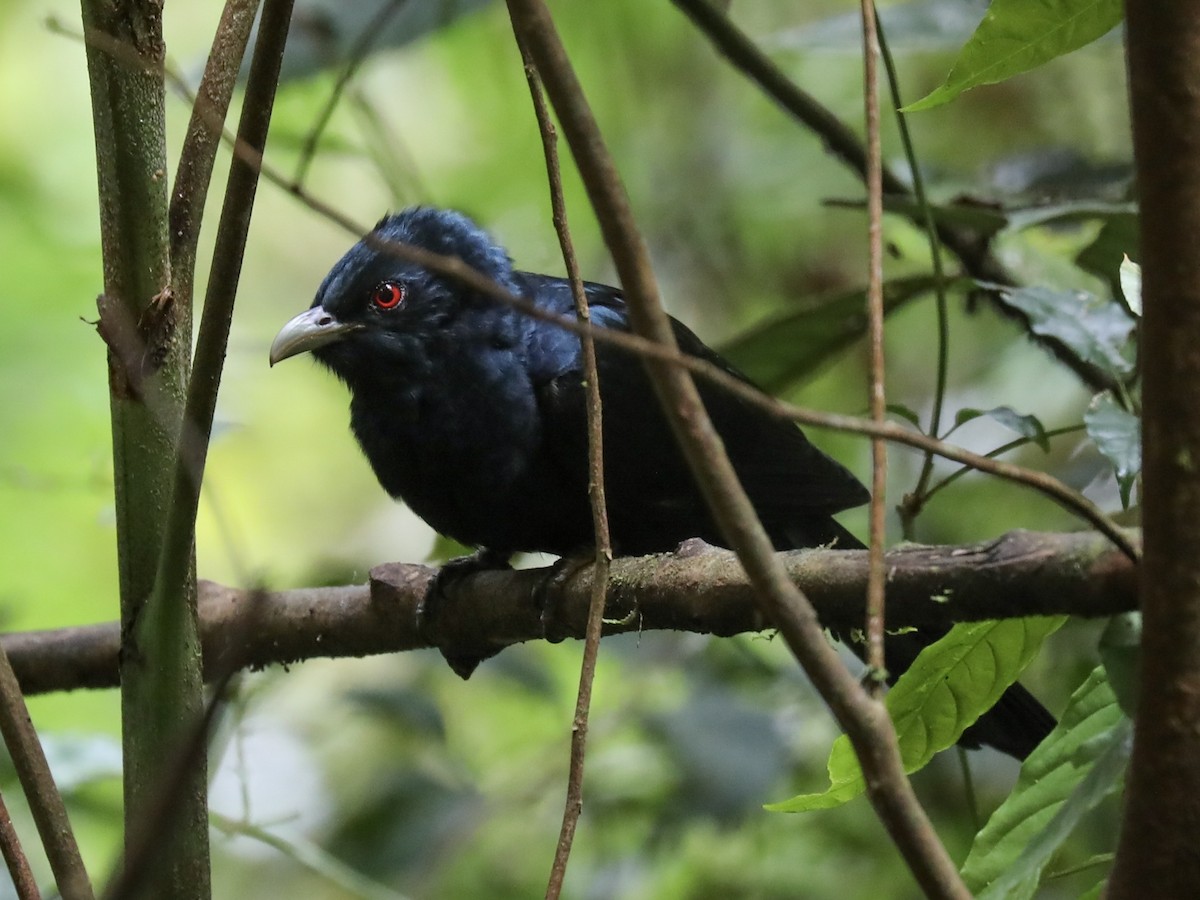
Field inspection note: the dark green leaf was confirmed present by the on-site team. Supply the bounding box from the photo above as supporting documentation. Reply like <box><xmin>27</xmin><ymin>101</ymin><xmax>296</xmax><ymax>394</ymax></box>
<box><xmin>1075</xmin><ymin>213</ymin><xmax>1138</xmax><ymax>298</ymax></box>
<box><xmin>961</xmin><ymin>667</ymin><xmax>1130</xmax><ymax>898</ymax></box>
<box><xmin>993</xmin><ymin>286</ymin><xmax>1135</xmax><ymax>382</ymax></box>
<box><xmin>768</xmin><ymin>617</ymin><xmax>1064</xmax><ymax>812</ymax></box>
<box><xmin>721</xmin><ymin>276</ymin><xmax>949</xmax><ymax>393</ymax></box>
<box><xmin>905</xmin><ymin>0</ymin><xmax>1124</xmax><ymax>111</ymax></box>
<box><xmin>1084</xmin><ymin>391</ymin><xmax>1141</xmax><ymax>507</ymax></box>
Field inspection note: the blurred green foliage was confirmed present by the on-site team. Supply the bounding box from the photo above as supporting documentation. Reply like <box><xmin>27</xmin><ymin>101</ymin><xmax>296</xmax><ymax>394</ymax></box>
<box><xmin>0</xmin><ymin>0</ymin><xmax>1134</xmax><ymax>897</ymax></box>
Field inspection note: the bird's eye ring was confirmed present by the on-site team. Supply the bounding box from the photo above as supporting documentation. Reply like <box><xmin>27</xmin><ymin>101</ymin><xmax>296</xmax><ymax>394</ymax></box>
<box><xmin>371</xmin><ymin>281</ymin><xmax>405</xmax><ymax>310</ymax></box>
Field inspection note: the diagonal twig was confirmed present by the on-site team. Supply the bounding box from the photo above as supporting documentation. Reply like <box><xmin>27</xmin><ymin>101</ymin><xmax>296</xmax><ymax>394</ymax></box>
<box><xmin>860</xmin><ymin>0</ymin><xmax>888</xmax><ymax>691</ymax></box>
<box><xmin>510</xmin><ymin>30</ymin><xmax>614</xmax><ymax>899</ymax></box>
<box><xmin>504</xmin><ymin>1</ymin><xmax>969</xmax><ymax>895</ymax></box>
<box><xmin>0</xmin><ymin>788</ymin><xmax>39</xmax><ymax>900</ymax></box>
<box><xmin>0</xmin><ymin>641</ymin><xmax>94</xmax><ymax>899</ymax></box>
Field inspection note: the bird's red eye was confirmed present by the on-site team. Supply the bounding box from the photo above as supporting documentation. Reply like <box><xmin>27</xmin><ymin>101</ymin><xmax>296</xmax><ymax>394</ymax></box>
<box><xmin>371</xmin><ymin>281</ymin><xmax>405</xmax><ymax>310</ymax></box>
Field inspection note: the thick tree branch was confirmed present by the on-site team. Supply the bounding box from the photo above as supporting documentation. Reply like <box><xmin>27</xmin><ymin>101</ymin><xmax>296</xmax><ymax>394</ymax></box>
<box><xmin>3</xmin><ymin>531</ymin><xmax>1137</xmax><ymax>697</ymax></box>
<box><xmin>1112</xmin><ymin>1</ymin><xmax>1200</xmax><ymax>894</ymax></box>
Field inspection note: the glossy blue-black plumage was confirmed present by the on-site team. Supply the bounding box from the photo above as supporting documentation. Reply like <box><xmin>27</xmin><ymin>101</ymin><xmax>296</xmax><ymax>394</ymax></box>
<box><xmin>309</xmin><ymin>207</ymin><xmax>868</xmax><ymax>557</ymax></box>
<box><xmin>297</xmin><ymin>207</ymin><xmax>1054</xmax><ymax>759</ymax></box>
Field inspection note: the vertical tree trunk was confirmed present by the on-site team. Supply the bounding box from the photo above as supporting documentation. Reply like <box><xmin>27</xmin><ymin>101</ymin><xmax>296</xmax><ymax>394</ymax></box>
<box><xmin>78</xmin><ymin>1</ymin><xmax>210</xmax><ymax>897</ymax></box>
<box><xmin>1112</xmin><ymin>2</ymin><xmax>1200</xmax><ymax>895</ymax></box>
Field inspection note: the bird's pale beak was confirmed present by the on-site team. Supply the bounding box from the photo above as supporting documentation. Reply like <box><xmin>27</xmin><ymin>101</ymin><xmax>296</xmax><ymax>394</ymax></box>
<box><xmin>269</xmin><ymin>306</ymin><xmax>363</xmax><ymax>366</ymax></box>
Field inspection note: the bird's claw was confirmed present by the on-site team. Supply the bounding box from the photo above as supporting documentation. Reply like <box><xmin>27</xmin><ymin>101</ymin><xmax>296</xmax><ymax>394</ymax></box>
<box><xmin>419</xmin><ymin>547</ymin><xmax>511</xmax><ymax>679</ymax></box>
<box><xmin>536</xmin><ymin>552</ymin><xmax>595</xmax><ymax>643</ymax></box>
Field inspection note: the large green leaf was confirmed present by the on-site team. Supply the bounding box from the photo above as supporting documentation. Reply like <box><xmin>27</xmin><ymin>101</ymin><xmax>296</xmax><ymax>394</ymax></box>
<box><xmin>993</xmin><ymin>286</ymin><xmax>1136</xmax><ymax>382</ymax></box>
<box><xmin>1084</xmin><ymin>391</ymin><xmax>1141</xmax><ymax>507</ymax></box>
<box><xmin>769</xmin><ymin>617</ymin><xmax>1064</xmax><ymax>812</ymax></box>
<box><xmin>905</xmin><ymin>0</ymin><xmax>1124</xmax><ymax>111</ymax></box>
<box><xmin>720</xmin><ymin>276</ymin><xmax>948</xmax><ymax>393</ymax></box>
<box><xmin>961</xmin><ymin>667</ymin><xmax>1130</xmax><ymax>898</ymax></box>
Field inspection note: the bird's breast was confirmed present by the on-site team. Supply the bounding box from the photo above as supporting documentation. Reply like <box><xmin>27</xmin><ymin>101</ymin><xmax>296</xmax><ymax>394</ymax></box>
<box><xmin>346</xmin><ymin>354</ymin><xmax>584</xmax><ymax>552</ymax></box>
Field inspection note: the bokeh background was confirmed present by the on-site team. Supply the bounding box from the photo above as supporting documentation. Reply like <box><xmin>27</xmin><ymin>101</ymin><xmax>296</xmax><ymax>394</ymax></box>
<box><xmin>0</xmin><ymin>1</ymin><xmax>1130</xmax><ymax>897</ymax></box>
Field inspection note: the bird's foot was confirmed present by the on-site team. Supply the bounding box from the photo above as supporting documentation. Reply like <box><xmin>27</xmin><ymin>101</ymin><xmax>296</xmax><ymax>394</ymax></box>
<box><xmin>536</xmin><ymin>551</ymin><xmax>597</xmax><ymax>644</ymax></box>
<box><xmin>419</xmin><ymin>547</ymin><xmax>512</xmax><ymax>679</ymax></box>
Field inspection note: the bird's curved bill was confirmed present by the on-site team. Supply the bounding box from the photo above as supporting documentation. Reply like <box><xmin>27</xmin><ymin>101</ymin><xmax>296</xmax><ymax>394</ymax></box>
<box><xmin>269</xmin><ymin>306</ymin><xmax>363</xmax><ymax>366</ymax></box>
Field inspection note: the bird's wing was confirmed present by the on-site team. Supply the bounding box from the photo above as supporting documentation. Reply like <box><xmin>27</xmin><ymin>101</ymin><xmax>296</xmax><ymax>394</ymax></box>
<box><xmin>519</xmin><ymin>272</ymin><xmax>868</xmax><ymax>552</ymax></box>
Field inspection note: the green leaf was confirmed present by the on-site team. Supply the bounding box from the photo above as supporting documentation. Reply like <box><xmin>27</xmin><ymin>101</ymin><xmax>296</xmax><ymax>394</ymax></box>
<box><xmin>1098</xmin><ymin>612</ymin><xmax>1141</xmax><ymax>717</ymax></box>
<box><xmin>953</xmin><ymin>406</ymin><xmax>1050</xmax><ymax>451</ymax></box>
<box><xmin>1084</xmin><ymin>391</ymin><xmax>1141</xmax><ymax>507</ymax></box>
<box><xmin>961</xmin><ymin>667</ymin><xmax>1130</xmax><ymax>898</ymax></box>
<box><xmin>768</xmin><ymin>617</ymin><xmax>1064</xmax><ymax>812</ymax></box>
<box><xmin>720</xmin><ymin>276</ymin><xmax>948</xmax><ymax>394</ymax></box>
<box><xmin>887</xmin><ymin>403</ymin><xmax>923</xmax><ymax>429</ymax></box>
<box><xmin>992</xmin><ymin>285</ymin><xmax>1135</xmax><ymax>382</ymax></box>
<box><xmin>905</xmin><ymin>0</ymin><xmax>1124</xmax><ymax>111</ymax></box>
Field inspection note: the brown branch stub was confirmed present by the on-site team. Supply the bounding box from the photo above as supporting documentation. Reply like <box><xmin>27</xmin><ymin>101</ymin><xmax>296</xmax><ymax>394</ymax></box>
<box><xmin>2</xmin><ymin>530</ymin><xmax>1139</xmax><ymax>697</ymax></box>
<box><xmin>94</xmin><ymin>286</ymin><xmax>176</xmax><ymax>400</ymax></box>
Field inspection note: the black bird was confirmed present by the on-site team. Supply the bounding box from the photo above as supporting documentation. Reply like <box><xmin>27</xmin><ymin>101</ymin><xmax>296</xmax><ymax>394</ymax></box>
<box><xmin>270</xmin><ymin>206</ymin><xmax>1054</xmax><ymax>759</ymax></box>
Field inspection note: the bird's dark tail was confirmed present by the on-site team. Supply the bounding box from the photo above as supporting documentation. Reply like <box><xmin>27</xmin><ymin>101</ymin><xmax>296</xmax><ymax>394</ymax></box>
<box><xmin>785</xmin><ymin>519</ymin><xmax>1056</xmax><ymax>761</ymax></box>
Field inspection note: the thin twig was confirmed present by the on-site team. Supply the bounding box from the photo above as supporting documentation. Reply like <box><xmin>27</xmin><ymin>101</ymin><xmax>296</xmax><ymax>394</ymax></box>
<box><xmin>0</xmin><ymin>642</ymin><xmax>94</xmax><ymax>899</ymax></box>
<box><xmin>860</xmin><ymin>0</ymin><xmax>887</xmax><ymax>692</ymax></box>
<box><xmin>170</xmin><ymin>0</ymin><xmax>262</xmax><ymax>284</ymax></box>
<box><xmin>512</xmin><ymin>32</ymin><xmax>613</xmax><ymax>900</ymax></box>
<box><xmin>922</xmin><ymin>425</ymin><xmax>1086</xmax><ymax>504</ymax></box>
<box><xmin>210</xmin><ymin>812</ymin><xmax>410</xmax><ymax>900</ymax></box>
<box><xmin>874</xmin><ymin>19</ymin><xmax>952</xmax><ymax>538</ymax></box>
<box><xmin>504</xmin><ymin>1</ymin><xmax>969</xmax><ymax>895</ymax></box>
<box><xmin>292</xmin><ymin>0</ymin><xmax>410</xmax><ymax>187</ymax></box>
<box><xmin>0</xmin><ymin>789</ymin><xmax>39</xmax><ymax>900</ymax></box>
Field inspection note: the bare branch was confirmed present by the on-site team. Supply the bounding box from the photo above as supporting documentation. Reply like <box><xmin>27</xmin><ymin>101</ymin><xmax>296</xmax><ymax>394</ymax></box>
<box><xmin>2</xmin><ymin>530</ymin><xmax>1137</xmax><ymax>693</ymax></box>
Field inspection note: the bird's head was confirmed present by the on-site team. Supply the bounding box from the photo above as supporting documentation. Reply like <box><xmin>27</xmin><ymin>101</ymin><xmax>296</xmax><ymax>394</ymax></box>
<box><xmin>269</xmin><ymin>207</ymin><xmax>520</xmax><ymax>381</ymax></box>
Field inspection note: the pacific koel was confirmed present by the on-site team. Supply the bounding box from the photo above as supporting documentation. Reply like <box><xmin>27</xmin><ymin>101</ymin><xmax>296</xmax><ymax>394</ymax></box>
<box><xmin>271</xmin><ymin>206</ymin><xmax>1054</xmax><ymax>759</ymax></box>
